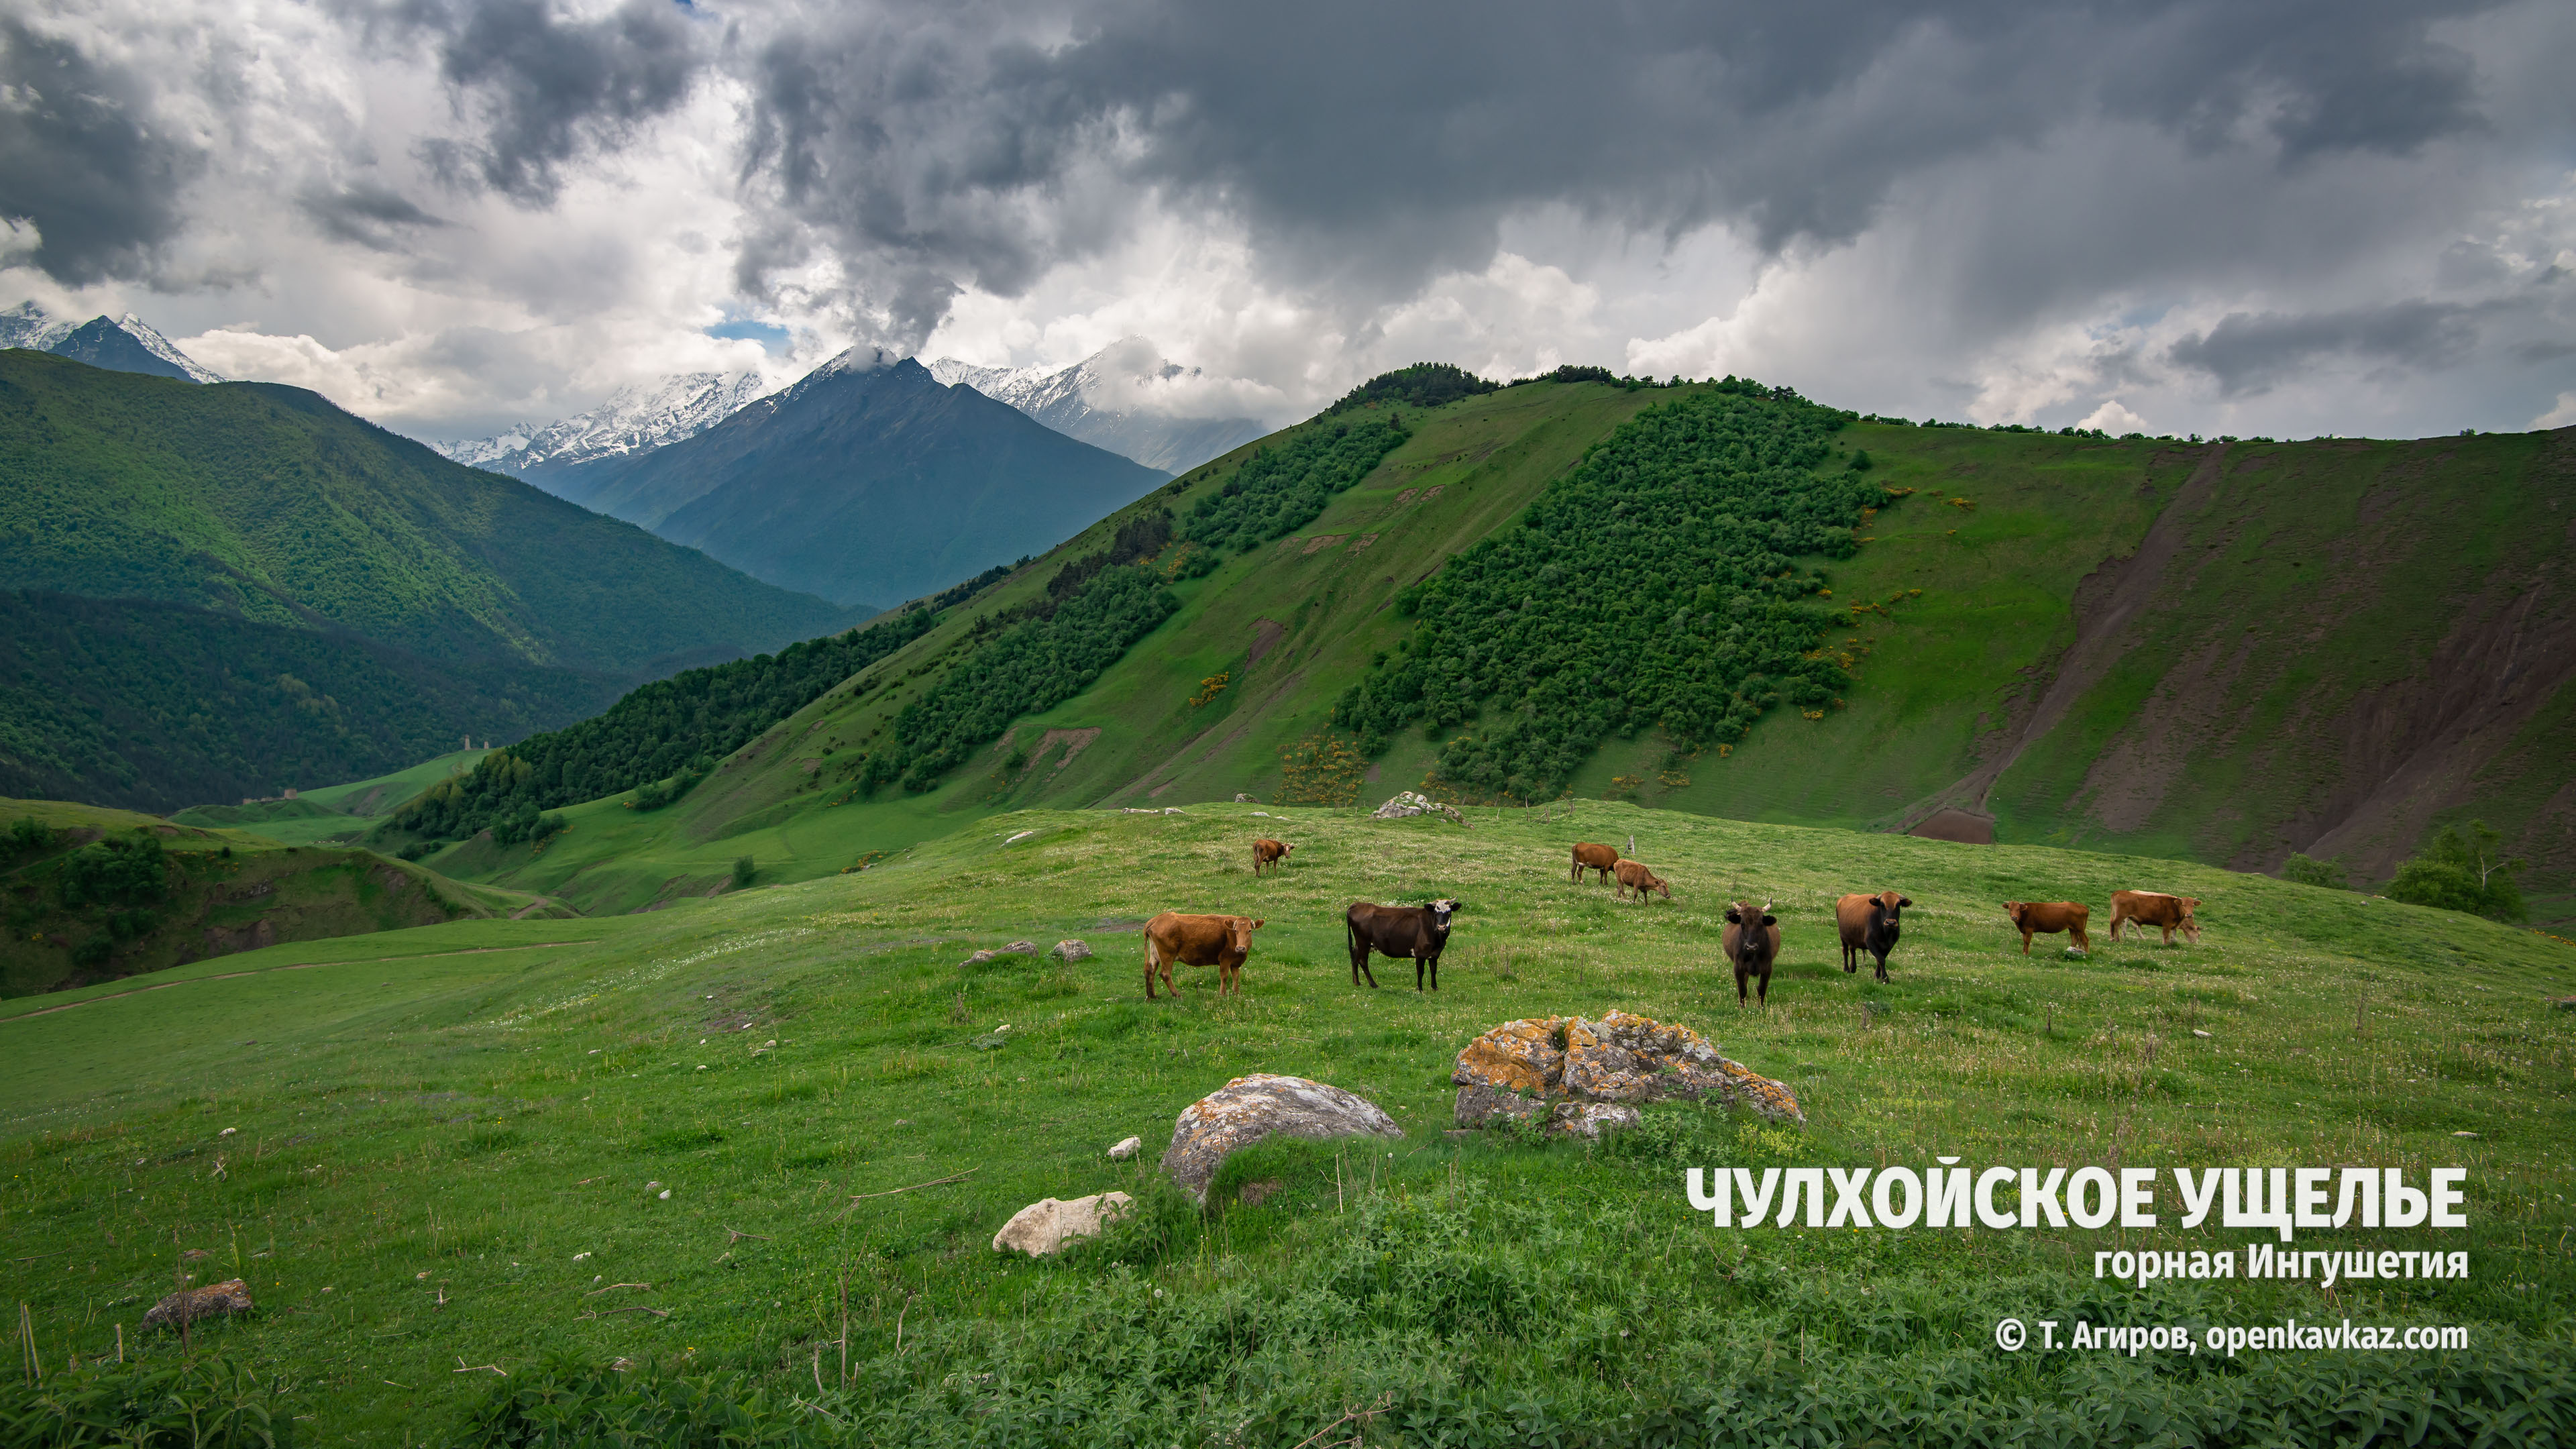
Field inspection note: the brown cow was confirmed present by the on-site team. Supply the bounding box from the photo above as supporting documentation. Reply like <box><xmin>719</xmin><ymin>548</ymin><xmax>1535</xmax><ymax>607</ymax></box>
<box><xmin>2002</xmin><ymin>901</ymin><xmax>2090</xmax><ymax>956</ymax></box>
<box><xmin>1570</xmin><ymin>842</ymin><xmax>1619</xmax><ymax>883</ymax></box>
<box><xmin>1723</xmin><ymin>900</ymin><xmax>1781</xmax><ymax>1005</ymax></box>
<box><xmin>1143</xmin><ymin>912</ymin><xmax>1265</xmax><ymax>999</ymax></box>
<box><xmin>1252</xmin><ymin>839</ymin><xmax>1293</xmax><ymax>875</ymax></box>
<box><xmin>2109</xmin><ymin>890</ymin><xmax>2200</xmax><ymax>945</ymax></box>
<box><xmin>1613</xmin><ymin>859</ymin><xmax>1672</xmax><ymax>902</ymax></box>
<box><xmin>1835</xmin><ymin>890</ymin><xmax>1911</xmax><ymax>981</ymax></box>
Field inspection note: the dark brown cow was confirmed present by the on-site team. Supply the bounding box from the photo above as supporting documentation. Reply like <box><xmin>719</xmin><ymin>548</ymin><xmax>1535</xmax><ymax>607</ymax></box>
<box><xmin>1613</xmin><ymin>859</ymin><xmax>1672</xmax><ymax>902</ymax></box>
<box><xmin>1570</xmin><ymin>842</ymin><xmax>1619</xmax><ymax>884</ymax></box>
<box><xmin>1252</xmin><ymin>839</ymin><xmax>1293</xmax><ymax>875</ymax></box>
<box><xmin>2002</xmin><ymin>901</ymin><xmax>2091</xmax><ymax>955</ymax></box>
<box><xmin>1143</xmin><ymin>912</ymin><xmax>1264</xmax><ymax>998</ymax></box>
<box><xmin>2109</xmin><ymin>890</ymin><xmax>2200</xmax><ymax>945</ymax></box>
<box><xmin>1835</xmin><ymin>890</ymin><xmax>1912</xmax><ymax>981</ymax></box>
<box><xmin>1723</xmin><ymin>900</ymin><xmax>1781</xmax><ymax>1005</ymax></box>
<box><xmin>1345</xmin><ymin>898</ymin><xmax>1460</xmax><ymax>991</ymax></box>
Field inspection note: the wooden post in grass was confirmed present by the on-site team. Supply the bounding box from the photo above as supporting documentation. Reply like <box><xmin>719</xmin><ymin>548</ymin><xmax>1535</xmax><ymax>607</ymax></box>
<box><xmin>2045</xmin><ymin>1003</ymin><xmax>2055</xmax><ymax>1038</ymax></box>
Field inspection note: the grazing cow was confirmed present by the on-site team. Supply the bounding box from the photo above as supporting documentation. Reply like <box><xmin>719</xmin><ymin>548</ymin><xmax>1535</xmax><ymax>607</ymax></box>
<box><xmin>1613</xmin><ymin>859</ymin><xmax>1672</xmax><ymax>902</ymax></box>
<box><xmin>1835</xmin><ymin>890</ymin><xmax>1912</xmax><ymax>981</ymax></box>
<box><xmin>1723</xmin><ymin>901</ymin><xmax>1781</xmax><ymax>1006</ymax></box>
<box><xmin>1252</xmin><ymin>839</ymin><xmax>1293</xmax><ymax>875</ymax></box>
<box><xmin>2002</xmin><ymin>901</ymin><xmax>2091</xmax><ymax>956</ymax></box>
<box><xmin>1345</xmin><ymin>899</ymin><xmax>1460</xmax><ymax>991</ymax></box>
<box><xmin>1143</xmin><ymin>912</ymin><xmax>1264</xmax><ymax>999</ymax></box>
<box><xmin>1570</xmin><ymin>842</ymin><xmax>1619</xmax><ymax>884</ymax></box>
<box><xmin>2109</xmin><ymin>890</ymin><xmax>2200</xmax><ymax>945</ymax></box>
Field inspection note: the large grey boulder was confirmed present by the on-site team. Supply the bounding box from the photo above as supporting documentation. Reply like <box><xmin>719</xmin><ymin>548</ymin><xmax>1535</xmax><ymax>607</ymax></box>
<box><xmin>1451</xmin><ymin>1011</ymin><xmax>1805</xmax><ymax>1127</ymax></box>
<box><xmin>1160</xmin><ymin>1073</ymin><xmax>1402</xmax><ymax>1202</ymax></box>
<box><xmin>1370</xmin><ymin>791</ymin><xmax>1464</xmax><ymax>824</ymax></box>
<box><xmin>991</xmin><ymin>1191</ymin><xmax>1133</xmax><ymax>1256</ymax></box>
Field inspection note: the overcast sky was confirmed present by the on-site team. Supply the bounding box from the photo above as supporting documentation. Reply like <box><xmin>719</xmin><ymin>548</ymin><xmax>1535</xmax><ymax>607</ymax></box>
<box><xmin>4</xmin><ymin>0</ymin><xmax>2572</xmax><ymax>442</ymax></box>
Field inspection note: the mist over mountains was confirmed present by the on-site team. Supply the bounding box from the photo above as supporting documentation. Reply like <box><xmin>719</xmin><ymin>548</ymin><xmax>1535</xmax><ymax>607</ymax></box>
<box><xmin>926</xmin><ymin>341</ymin><xmax>1266</xmax><ymax>474</ymax></box>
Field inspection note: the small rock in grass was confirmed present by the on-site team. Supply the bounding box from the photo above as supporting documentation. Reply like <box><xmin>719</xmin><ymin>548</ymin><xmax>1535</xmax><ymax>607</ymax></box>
<box><xmin>2453</xmin><ymin>1130</ymin><xmax>2479</xmax><ymax>1138</ymax></box>
<box><xmin>1549</xmin><ymin>1102</ymin><xmax>1641</xmax><ymax>1139</ymax></box>
<box><xmin>1051</xmin><ymin>939</ymin><xmax>1093</xmax><ymax>963</ymax></box>
<box><xmin>658</xmin><ymin>1189</ymin><xmax>672</xmax><ymax>1199</ymax></box>
<box><xmin>1162</xmin><ymin>1074</ymin><xmax>1401</xmax><ymax>1203</ymax></box>
<box><xmin>1234</xmin><ymin>793</ymin><xmax>1256</xmax><ymax>802</ymax></box>
<box><xmin>2192</xmin><ymin>1029</ymin><xmax>2212</xmax><ymax>1038</ymax></box>
<box><xmin>1108</xmin><ymin>1135</ymin><xmax>1141</xmax><ymax>1160</ymax></box>
<box><xmin>144</xmin><ymin>1279</ymin><xmax>252</xmax><ymax>1331</ymax></box>
<box><xmin>962</xmin><ymin>949</ymin><xmax>998</xmax><ymax>967</ymax></box>
<box><xmin>991</xmin><ymin>1192</ymin><xmax>1133</xmax><ymax>1256</ymax></box>
<box><xmin>219</xmin><ymin>1127</ymin><xmax>237</xmax><ymax>1137</ymax></box>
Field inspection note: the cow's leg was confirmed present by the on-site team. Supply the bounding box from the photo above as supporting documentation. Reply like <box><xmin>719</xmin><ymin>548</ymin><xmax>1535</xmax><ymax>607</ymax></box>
<box><xmin>1756</xmin><ymin>966</ymin><xmax>1770</xmax><ymax>1006</ymax></box>
<box><xmin>1875</xmin><ymin>954</ymin><xmax>1890</xmax><ymax>984</ymax></box>
<box><xmin>1144</xmin><ymin>943</ymin><xmax>1158</xmax><ymax>1000</ymax></box>
<box><xmin>2072</xmin><ymin>925</ymin><xmax>2090</xmax><ymax>954</ymax></box>
<box><xmin>2021</xmin><ymin>931</ymin><xmax>2034</xmax><ymax>956</ymax></box>
<box><xmin>1735</xmin><ymin>965</ymin><xmax>1748</xmax><ymax>1004</ymax></box>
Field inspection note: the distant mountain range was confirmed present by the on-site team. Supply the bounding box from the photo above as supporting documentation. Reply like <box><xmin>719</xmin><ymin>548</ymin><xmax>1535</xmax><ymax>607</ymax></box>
<box><xmin>540</xmin><ymin>350</ymin><xmax>1170</xmax><ymax>606</ymax></box>
<box><xmin>435</xmin><ymin>370</ymin><xmax>772</xmax><ymax>476</ymax></box>
<box><xmin>926</xmin><ymin>341</ymin><xmax>1267</xmax><ymax>473</ymax></box>
<box><xmin>0</xmin><ymin>301</ymin><xmax>224</xmax><ymax>383</ymax></box>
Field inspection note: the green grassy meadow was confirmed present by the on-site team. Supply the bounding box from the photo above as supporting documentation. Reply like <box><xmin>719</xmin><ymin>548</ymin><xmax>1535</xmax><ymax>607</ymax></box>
<box><xmin>5</xmin><ymin>800</ymin><xmax>2571</xmax><ymax>1442</ymax></box>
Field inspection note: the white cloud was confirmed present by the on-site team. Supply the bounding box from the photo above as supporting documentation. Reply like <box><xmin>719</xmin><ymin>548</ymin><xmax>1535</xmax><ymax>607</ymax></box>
<box><xmin>2079</xmin><ymin>398</ymin><xmax>2154</xmax><ymax>435</ymax></box>
<box><xmin>2534</xmin><ymin>392</ymin><xmax>2576</xmax><ymax>429</ymax></box>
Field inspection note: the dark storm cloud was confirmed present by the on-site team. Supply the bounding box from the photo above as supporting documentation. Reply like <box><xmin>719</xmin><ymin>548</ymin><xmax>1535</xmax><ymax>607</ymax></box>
<box><xmin>0</xmin><ymin>18</ymin><xmax>201</xmax><ymax>284</ymax></box>
<box><xmin>299</xmin><ymin>182</ymin><xmax>451</xmax><ymax>251</ymax></box>
<box><xmin>2165</xmin><ymin>301</ymin><xmax>2489</xmax><ymax>394</ymax></box>
<box><xmin>404</xmin><ymin>0</ymin><xmax>700</xmax><ymax>205</ymax></box>
<box><xmin>687</xmin><ymin>0</ymin><xmax>2512</xmax><ymax>345</ymax></box>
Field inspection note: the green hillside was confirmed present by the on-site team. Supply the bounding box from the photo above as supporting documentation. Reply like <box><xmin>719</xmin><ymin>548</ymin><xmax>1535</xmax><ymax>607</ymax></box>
<box><xmin>0</xmin><ymin>349</ymin><xmax>852</xmax><ymax>672</ymax></box>
<box><xmin>0</xmin><ymin>796</ymin><xmax>568</xmax><ymax>998</ymax></box>
<box><xmin>1</xmin><ymin>801</ymin><xmax>2567</xmax><ymax>1440</ymax></box>
<box><xmin>170</xmin><ymin>749</ymin><xmax>496</xmax><ymax>846</ymax></box>
<box><xmin>401</xmin><ymin>374</ymin><xmax>2574</xmax><ymax>923</ymax></box>
<box><xmin>0</xmin><ymin>590</ymin><xmax>608</xmax><ymax>814</ymax></box>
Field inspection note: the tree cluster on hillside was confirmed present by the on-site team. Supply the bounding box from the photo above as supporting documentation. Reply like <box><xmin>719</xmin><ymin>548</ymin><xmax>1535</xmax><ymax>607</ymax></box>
<box><xmin>1179</xmin><ymin>418</ymin><xmax>1409</xmax><ymax>557</ymax></box>
<box><xmin>386</xmin><ymin>610</ymin><xmax>936</xmax><ymax>844</ymax></box>
<box><xmin>863</xmin><ymin>561</ymin><xmax>1179</xmax><ymax>794</ymax></box>
<box><xmin>1333</xmin><ymin>380</ymin><xmax>1879</xmax><ymax>799</ymax></box>
<box><xmin>2383</xmin><ymin>820</ymin><xmax>2527</xmax><ymax>922</ymax></box>
<box><xmin>1327</xmin><ymin>363</ymin><xmax>1499</xmax><ymax>415</ymax></box>
<box><xmin>0</xmin><ymin>589</ymin><xmax>615</xmax><ymax>815</ymax></box>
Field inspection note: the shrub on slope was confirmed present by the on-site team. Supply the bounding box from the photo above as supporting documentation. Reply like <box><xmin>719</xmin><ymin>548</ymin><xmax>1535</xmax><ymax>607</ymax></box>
<box><xmin>1177</xmin><ymin>416</ymin><xmax>1410</xmax><ymax>555</ymax></box>
<box><xmin>863</xmin><ymin>564</ymin><xmax>1179</xmax><ymax>794</ymax></box>
<box><xmin>1334</xmin><ymin>379</ymin><xmax>1883</xmax><ymax>800</ymax></box>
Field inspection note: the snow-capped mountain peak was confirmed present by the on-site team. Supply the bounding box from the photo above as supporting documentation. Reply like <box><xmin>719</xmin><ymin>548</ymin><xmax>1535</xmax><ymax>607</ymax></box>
<box><xmin>433</xmin><ymin>370</ymin><xmax>773</xmax><ymax>476</ymax></box>
<box><xmin>1</xmin><ymin>301</ymin><xmax>223</xmax><ymax>382</ymax></box>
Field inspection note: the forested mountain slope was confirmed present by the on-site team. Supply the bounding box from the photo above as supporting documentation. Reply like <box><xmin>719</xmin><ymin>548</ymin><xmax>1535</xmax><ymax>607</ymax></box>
<box><xmin>408</xmin><ymin>372</ymin><xmax>2576</xmax><ymax>921</ymax></box>
<box><xmin>0</xmin><ymin>351</ymin><xmax>852</xmax><ymax>674</ymax></box>
<box><xmin>543</xmin><ymin>353</ymin><xmax>1168</xmax><ymax>606</ymax></box>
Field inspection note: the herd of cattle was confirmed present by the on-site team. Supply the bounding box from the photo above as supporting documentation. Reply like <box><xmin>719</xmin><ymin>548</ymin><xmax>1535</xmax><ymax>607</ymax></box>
<box><xmin>1135</xmin><ymin>835</ymin><xmax>2202</xmax><ymax>1004</ymax></box>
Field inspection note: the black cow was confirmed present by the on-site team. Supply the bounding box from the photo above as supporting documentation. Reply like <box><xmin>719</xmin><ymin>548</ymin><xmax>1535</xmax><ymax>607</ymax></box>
<box><xmin>1723</xmin><ymin>900</ymin><xmax>1780</xmax><ymax>1006</ymax></box>
<box><xmin>1345</xmin><ymin>898</ymin><xmax>1460</xmax><ymax>991</ymax></box>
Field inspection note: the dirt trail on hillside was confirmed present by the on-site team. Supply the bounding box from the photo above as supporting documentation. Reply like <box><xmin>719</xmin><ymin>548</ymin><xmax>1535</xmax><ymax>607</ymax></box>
<box><xmin>1916</xmin><ymin>443</ymin><xmax>2229</xmax><ymax>826</ymax></box>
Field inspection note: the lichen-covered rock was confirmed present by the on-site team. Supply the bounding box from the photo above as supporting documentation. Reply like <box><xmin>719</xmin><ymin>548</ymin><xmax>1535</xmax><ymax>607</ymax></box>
<box><xmin>144</xmin><ymin>1279</ymin><xmax>252</xmax><ymax>1330</ymax></box>
<box><xmin>1449</xmin><ymin>1011</ymin><xmax>1803</xmax><ymax>1124</ymax></box>
<box><xmin>1161</xmin><ymin>1073</ymin><xmax>1402</xmax><ymax>1201</ymax></box>
<box><xmin>1369</xmin><ymin>791</ymin><xmax>1465</xmax><ymax>824</ymax></box>
<box><xmin>991</xmin><ymin>1192</ymin><xmax>1133</xmax><ymax>1256</ymax></box>
<box><xmin>1451</xmin><ymin>1016</ymin><xmax>1563</xmax><ymax>1095</ymax></box>
<box><xmin>1454</xmin><ymin>1083</ymin><xmax>1548</xmax><ymax>1129</ymax></box>
<box><xmin>1108</xmin><ymin>1135</ymin><xmax>1142</xmax><ymax>1160</ymax></box>
<box><xmin>1051</xmin><ymin>939</ymin><xmax>1093</xmax><ymax>963</ymax></box>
